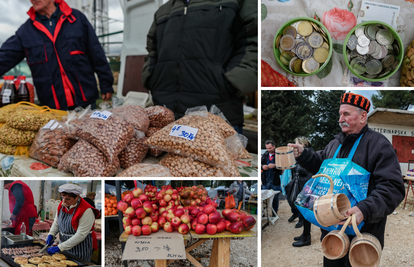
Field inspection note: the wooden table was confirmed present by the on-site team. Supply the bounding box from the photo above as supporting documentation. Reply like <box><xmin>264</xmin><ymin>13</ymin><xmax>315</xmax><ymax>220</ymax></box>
<box><xmin>119</xmin><ymin>229</ymin><xmax>256</xmax><ymax>267</ymax></box>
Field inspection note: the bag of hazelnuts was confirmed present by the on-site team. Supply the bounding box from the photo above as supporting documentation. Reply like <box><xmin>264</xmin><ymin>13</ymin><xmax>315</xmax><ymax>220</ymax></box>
<box><xmin>225</xmin><ymin>134</ymin><xmax>253</xmax><ymax>160</ymax></box>
<box><xmin>118</xmin><ymin>130</ymin><xmax>149</xmax><ymax>169</ymax></box>
<box><xmin>112</xmin><ymin>105</ymin><xmax>150</xmax><ymax>132</ymax></box>
<box><xmin>116</xmin><ymin>163</ymin><xmax>172</xmax><ymax>177</ymax></box>
<box><xmin>144</xmin><ymin>105</ymin><xmax>175</xmax><ymax>128</ymax></box>
<box><xmin>145</xmin><ymin>126</ymin><xmax>164</xmax><ymax>157</ymax></box>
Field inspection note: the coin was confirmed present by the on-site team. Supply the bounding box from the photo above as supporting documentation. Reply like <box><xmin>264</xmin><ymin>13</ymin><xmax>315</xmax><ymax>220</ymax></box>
<box><xmin>275</xmin><ymin>34</ymin><xmax>282</xmax><ymax>49</ymax></box>
<box><xmin>295</xmin><ymin>42</ymin><xmax>313</xmax><ymax>60</ymax></box>
<box><xmin>391</xmin><ymin>61</ymin><xmax>399</xmax><ymax>69</ymax></box>
<box><xmin>280</xmin><ymin>51</ymin><xmax>296</xmax><ymax>65</ymax></box>
<box><xmin>310</xmin><ymin>21</ymin><xmax>319</xmax><ymax>32</ymax></box>
<box><xmin>366</xmin><ymin>24</ymin><xmax>379</xmax><ymax>41</ymax></box>
<box><xmin>280</xmin><ymin>35</ymin><xmax>296</xmax><ymax>51</ymax></box>
<box><xmin>347</xmin><ymin>35</ymin><xmax>358</xmax><ymax>50</ymax></box>
<box><xmin>297</xmin><ymin>21</ymin><xmax>313</xmax><ymax>36</ymax></box>
<box><xmin>376</xmin><ymin>29</ymin><xmax>394</xmax><ymax>46</ymax></box>
<box><xmin>308</xmin><ymin>32</ymin><xmax>324</xmax><ymax>48</ymax></box>
<box><xmin>353</xmin><ymin>61</ymin><xmax>367</xmax><ymax>74</ymax></box>
<box><xmin>289</xmin><ymin>57</ymin><xmax>297</xmax><ymax>72</ymax></box>
<box><xmin>356</xmin><ymin>44</ymin><xmax>369</xmax><ymax>55</ymax></box>
<box><xmin>302</xmin><ymin>58</ymin><xmax>320</xmax><ymax>73</ymax></box>
<box><xmin>358</xmin><ymin>35</ymin><xmax>370</xmax><ymax>47</ymax></box>
<box><xmin>355</xmin><ymin>26</ymin><xmax>366</xmax><ymax>38</ymax></box>
<box><xmin>381</xmin><ymin>55</ymin><xmax>395</xmax><ymax>68</ymax></box>
<box><xmin>321</xmin><ymin>42</ymin><xmax>329</xmax><ymax>50</ymax></box>
<box><xmin>365</xmin><ymin>59</ymin><xmax>382</xmax><ymax>75</ymax></box>
<box><xmin>349</xmin><ymin>50</ymin><xmax>361</xmax><ymax>59</ymax></box>
<box><xmin>314</xmin><ymin>47</ymin><xmax>329</xmax><ymax>63</ymax></box>
<box><xmin>283</xmin><ymin>26</ymin><xmax>297</xmax><ymax>37</ymax></box>
<box><xmin>393</xmin><ymin>43</ymin><xmax>400</xmax><ymax>56</ymax></box>
<box><xmin>368</xmin><ymin>41</ymin><xmax>378</xmax><ymax>55</ymax></box>
<box><xmin>293</xmin><ymin>58</ymin><xmax>303</xmax><ymax>73</ymax></box>
<box><xmin>295</xmin><ymin>38</ymin><xmax>305</xmax><ymax>45</ymax></box>
<box><xmin>377</xmin><ymin>67</ymin><xmax>393</xmax><ymax>78</ymax></box>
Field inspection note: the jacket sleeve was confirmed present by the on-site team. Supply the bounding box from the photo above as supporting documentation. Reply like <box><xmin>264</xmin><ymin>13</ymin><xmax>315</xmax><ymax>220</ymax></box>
<box><xmin>82</xmin><ymin>14</ymin><xmax>114</xmax><ymax>94</ymax></box>
<box><xmin>142</xmin><ymin>16</ymin><xmax>158</xmax><ymax>90</ymax></box>
<box><xmin>0</xmin><ymin>34</ymin><xmax>25</xmax><ymax>76</ymax></box>
<box><xmin>296</xmin><ymin>147</ymin><xmax>326</xmax><ymax>175</ymax></box>
<box><xmin>224</xmin><ymin>0</ymin><xmax>257</xmax><ymax>96</ymax></box>
<box><xmin>356</xmin><ymin>141</ymin><xmax>405</xmax><ymax>224</ymax></box>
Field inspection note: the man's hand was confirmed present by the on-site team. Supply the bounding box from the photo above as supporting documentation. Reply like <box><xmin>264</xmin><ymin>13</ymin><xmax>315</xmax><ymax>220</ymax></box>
<box><xmin>268</xmin><ymin>163</ymin><xmax>276</xmax><ymax>169</ymax></box>
<box><xmin>10</xmin><ymin>214</ymin><xmax>17</xmax><ymax>221</ymax></box>
<box><xmin>337</xmin><ymin>206</ymin><xmax>364</xmax><ymax>225</ymax></box>
<box><xmin>262</xmin><ymin>165</ymin><xmax>269</xmax><ymax>170</ymax></box>
<box><xmin>287</xmin><ymin>143</ymin><xmax>304</xmax><ymax>158</ymax></box>
<box><xmin>46</xmin><ymin>235</ymin><xmax>54</xmax><ymax>246</ymax></box>
<box><xmin>102</xmin><ymin>92</ymin><xmax>113</xmax><ymax>101</ymax></box>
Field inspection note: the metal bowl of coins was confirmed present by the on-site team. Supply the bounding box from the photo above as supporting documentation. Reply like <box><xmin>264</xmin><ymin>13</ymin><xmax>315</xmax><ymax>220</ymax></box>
<box><xmin>273</xmin><ymin>17</ymin><xmax>333</xmax><ymax>76</ymax></box>
<box><xmin>343</xmin><ymin>21</ymin><xmax>403</xmax><ymax>81</ymax></box>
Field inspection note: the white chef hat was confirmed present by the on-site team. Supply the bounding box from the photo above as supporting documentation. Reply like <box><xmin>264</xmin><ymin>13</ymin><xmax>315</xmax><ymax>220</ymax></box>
<box><xmin>58</xmin><ymin>184</ymin><xmax>83</xmax><ymax>195</ymax></box>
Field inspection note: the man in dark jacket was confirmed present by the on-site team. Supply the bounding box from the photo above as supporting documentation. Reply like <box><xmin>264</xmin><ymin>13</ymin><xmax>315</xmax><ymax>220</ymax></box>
<box><xmin>142</xmin><ymin>0</ymin><xmax>257</xmax><ymax>132</ymax></box>
<box><xmin>0</xmin><ymin>0</ymin><xmax>114</xmax><ymax>110</ymax></box>
<box><xmin>289</xmin><ymin>93</ymin><xmax>405</xmax><ymax>267</ymax></box>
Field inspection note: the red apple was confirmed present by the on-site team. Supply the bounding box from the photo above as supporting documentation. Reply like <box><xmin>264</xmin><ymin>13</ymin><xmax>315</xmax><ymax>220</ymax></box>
<box><xmin>125</xmin><ymin>225</ymin><xmax>132</xmax><ymax>235</ymax></box>
<box><xmin>181</xmin><ymin>214</ymin><xmax>191</xmax><ymax>224</ymax></box>
<box><xmin>135</xmin><ymin>207</ymin><xmax>147</xmax><ymax>219</ymax></box>
<box><xmin>190</xmin><ymin>200</ymin><xmax>197</xmax><ymax>207</ymax></box>
<box><xmin>229</xmin><ymin>222</ymin><xmax>243</xmax><ymax>234</ymax></box>
<box><xmin>161</xmin><ymin>211</ymin><xmax>169</xmax><ymax>218</ymax></box>
<box><xmin>216</xmin><ymin>221</ymin><xmax>226</xmax><ymax>233</ymax></box>
<box><xmin>132</xmin><ymin>225</ymin><xmax>141</xmax><ymax>236</ymax></box>
<box><xmin>166</xmin><ymin>189</ymin><xmax>173</xmax><ymax>195</ymax></box>
<box><xmin>132</xmin><ymin>187</ymin><xmax>144</xmax><ymax>197</ymax></box>
<box><xmin>178</xmin><ymin>223</ymin><xmax>190</xmax><ymax>234</ymax></box>
<box><xmin>150</xmin><ymin>212</ymin><xmax>159</xmax><ymax>222</ymax></box>
<box><xmin>142</xmin><ymin>225</ymin><xmax>152</xmax><ymax>235</ymax></box>
<box><xmin>228</xmin><ymin>212</ymin><xmax>241</xmax><ymax>222</ymax></box>
<box><xmin>168</xmin><ymin>200</ymin><xmax>175</xmax><ymax>207</ymax></box>
<box><xmin>239</xmin><ymin>211</ymin><xmax>248</xmax><ymax>221</ymax></box>
<box><xmin>206</xmin><ymin>224</ymin><xmax>217</xmax><ymax>235</ymax></box>
<box><xmin>177</xmin><ymin>205</ymin><xmax>184</xmax><ymax>210</ymax></box>
<box><xmin>132</xmin><ymin>218</ymin><xmax>141</xmax><ymax>226</ymax></box>
<box><xmin>171</xmin><ymin>217</ymin><xmax>182</xmax><ymax>228</ymax></box>
<box><xmin>159</xmin><ymin>199</ymin><xmax>167</xmax><ymax>207</ymax></box>
<box><xmin>208</xmin><ymin>212</ymin><xmax>221</xmax><ymax>224</ymax></box>
<box><xmin>159</xmin><ymin>207</ymin><xmax>166</xmax><ymax>214</ymax></box>
<box><xmin>225</xmin><ymin>220</ymin><xmax>231</xmax><ymax>231</ymax></box>
<box><xmin>151</xmin><ymin>222</ymin><xmax>159</xmax><ymax>233</ymax></box>
<box><xmin>152</xmin><ymin>203</ymin><xmax>159</xmax><ymax>211</ymax></box>
<box><xmin>166</xmin><ymin>213</ymin><xmax>175</xmax><ymax>222</ymax></box>
<box><xmin>171</xmin><ymin>193</ymin><xmax>178</xmax><ymax>200</ymax></box>
<box><xmin>164</xmin><ymin>194</ymin><xmax>172</xmax><ymax>202</ymax></box>
<box><xmin>197</xmin><ymin>213</ymin><xmax>208</xmax><ymax>225</ymax></box>
<box><xmin>195</xmin><ymin>223</ymin><xmax>206</xmax><ymax>234</ymax></box>
<box><xmin>191</xmin><ymin>208</ymin><xmax>200</xmax><ymax>217</ymax></box>
<box><xmin>242</xmin><ymin>216</ymin><xmax>256</xmax><ymax>228</ymax></box>
<box><xmin>125</xmin><ymin>207</ymin><xmax>136</xmax><ymax>219</ymax></box>
<box><xmin>201</xmin><ymin>196</ymin><xmax>207</xmax><ymax>202</ymax></box>
<box><xmin>143</xmin><ymin>202</ymin><xmax>153</xmax><ymax>213</ymax></box>
<box><xmin>163</xmin><ymin>222</ymin><xmax>173</xmax><ymax>232</ymax></box>
<box><xmin>142</xmin><ymin>216</ymin><xmax>153</xmax><ymax>225</ymax></box>
<box><xmin>122</xmin><ymin>193</ymin><xmax>135</xmax><ymax>204</ymax></box>
<box><xmin>156</xmin><ymin>193</ymin><xmax>163</xmax><ymax>200</ymax></box>
<box><xmin>191</xmin><ymin>220</ymin><xmax>198</xmax><ymax>230</ymax></box>
<box><xmin>203</xmin><ymin>205</ymin><xmax>215</xmax><ymax>215</ymax></box>
<box><xmin>195</xmin><ymin>199</ymin><xmax>201</xmax><ymax>205</ymax></box>
<box><xmin>117</xmin><ymin>201</ymin><xmax>129</xmax><ymax>212</ymax></box>
<box><xmin>131</xmin><ymin>198</ymin><xmax>143</xmax><ymax>210</ymax></box>
<box><xmin>158</xmin><ymin>216</ymin><xmax>166</xmax><ymax>227</ymax></box>
<box><xmin>123</xmin><ymin>216</ymin><xmax>132</xmax><ymax>226</ymax></box>
<box><xmin>139</xmin><ymin>194</ymin><xmax>149</xmax><ymax>202</ymax></box>
<box><xmin>222</xmin><ymin>209</ymin><xmax>233</xmax><ymax>219</ymax></box>
<box><xmin>174</xmin><ymin>209</ymin><xmax>185</xmax><ymax>218</ymax></box>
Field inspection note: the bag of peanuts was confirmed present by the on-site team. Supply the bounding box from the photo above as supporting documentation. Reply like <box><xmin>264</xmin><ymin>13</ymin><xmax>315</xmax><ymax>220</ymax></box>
<box><xmin>144</xmin><ymin>105</ymin><xmax>175</xmax><ymax>128</ymax></box>
<box><xmin>58</xmin><ymin>139</ymin><xmax>120</xmax><ymax>177</ymax></box>
<box><xmin>0</xmin><ymin>125</ymin><xmax>37</xmax><ymax>146</ymax></box>
<box><xmin>160</xmin><ymin>153</ymin><xmax>240</xmax><ymax>177</ymax></box>
<box><xmin>118</xmin><ymin>130</ymin><xmax>149</xmax><ymax>169</ymax></box>
<box><xmin>225</xmin><ymin>134</ymin><xmax>253</xmax><ymax>159</ymax></box>
<box><xmin>29</xmin><ymin>120</ymin><xmax>78</xmax><ymax>167</ymax></box>
<box><xmin>7</xmin><ymin>110</ymin><xmax>62</xmax><ymax>131</ymax></box>
<box><xmin>145</xmin><ymin>127</ymin><xmax>164</xmax><ymax>157</ymax></box>
<box><xmin>116</xmin><ymin>163</ymin><xmax>171</xmax><ymax>177</ymax></box>
<box><xmin>61</xmin><ymin>106</ymin><xmax>93</xmax><ymax>132</ymax></box>
<box><xmin>71</xmin><ymin>109</ymin><xmax>135</xmax><ymax>163</ymax></box>
<box><xmin>145</xmin><ymin>110</ymin><xmax>232</xmax><ymax>167</ymax></box>
<box><xmin>112</xmin><ymin>105</ymin><xmax>150</xmax><ymax>132</ymax></box>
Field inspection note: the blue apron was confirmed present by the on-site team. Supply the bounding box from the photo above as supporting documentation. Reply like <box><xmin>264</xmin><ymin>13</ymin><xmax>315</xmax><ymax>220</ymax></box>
<box><xmin>295</xmin><ymin>134</ymin><xmax>371</xmax><ymax>235</ymax></box>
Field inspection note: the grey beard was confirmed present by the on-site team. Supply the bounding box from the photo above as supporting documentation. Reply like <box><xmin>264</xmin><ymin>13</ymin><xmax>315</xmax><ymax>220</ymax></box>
<box><xmin>339</xmin><ymin>122</ymin><xmax>349</xmax><ymax>128</ymax></box>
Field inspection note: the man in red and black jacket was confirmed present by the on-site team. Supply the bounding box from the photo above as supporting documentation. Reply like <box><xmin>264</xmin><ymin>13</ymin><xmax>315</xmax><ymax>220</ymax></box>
<box><xmin>4</xmin><ymin>180</ymin><xmax>38</xmax><ymax>236</ymax></box>
<box><xmin>0</xmin><ymin>0</ymin><xmax>114</xmax><ymax>110</ymax></box>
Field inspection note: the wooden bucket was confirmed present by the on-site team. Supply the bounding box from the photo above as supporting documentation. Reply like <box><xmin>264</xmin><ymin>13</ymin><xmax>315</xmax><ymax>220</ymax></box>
<box><xmin>312</xmin><ymin>174</ymin><xmax>351</xmax><ymax>227</ymax></box>
<box><xmin>321</xmin><ymin>216</ymin><xmax>351</xmax><ymax>260</ymax></box>
<box><xmin>349</xmin><ymin>214</ymin><xmax>382</xmax><ymax>267</ymax></box>
<box><xmin>275</xmin><ymin>146</ymin><xmax>296</xmax><ymax>170</ymax></box>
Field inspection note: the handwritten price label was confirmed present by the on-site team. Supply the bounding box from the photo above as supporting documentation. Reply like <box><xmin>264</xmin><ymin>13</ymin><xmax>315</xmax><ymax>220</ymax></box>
<box><xmin>169</xmin><ymin>125</ymin><xmax>198</xmax><ymax>141</ymax></box>
<box><xmin>90</xmin><ymin>110</ymin><xmax>112</xmax><ymax>120</ymax></box>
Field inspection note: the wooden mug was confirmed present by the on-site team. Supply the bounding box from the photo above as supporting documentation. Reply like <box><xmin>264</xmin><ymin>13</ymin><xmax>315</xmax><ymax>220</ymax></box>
<box><xmin>275</xmin><ymin>146</ymin><xmax>296</xmax><ymax>170</ymax></box>
<box><xmin>321</xmin><ymin>216</ymin><xmax>352</xmax><ymax>260</ymax></box>
<box><xmin>312</xmin><ymin>174</ymin><xmax>351</xmax><ymax>227</ymax></box>
<box><xmin>349</xmin><ymin>214</ymin><xmax>382</xmax><ymax>267</ymax></box>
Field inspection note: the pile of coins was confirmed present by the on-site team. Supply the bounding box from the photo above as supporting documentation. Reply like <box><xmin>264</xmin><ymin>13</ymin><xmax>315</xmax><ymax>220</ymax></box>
<box><xmin>346</xmin><ymin>24</ymin><xmax>400</xmax><ymax>79</ymax></box>
<box><xmin>275</xmin><ymin>20</ymin><xmax>330</xmax><ymax>74</ymax></box>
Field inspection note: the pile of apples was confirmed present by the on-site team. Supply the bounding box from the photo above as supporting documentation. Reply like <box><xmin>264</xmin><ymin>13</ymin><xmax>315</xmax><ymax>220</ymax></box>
<box><xmin>178</xmin><ymin>185</ymin><xmax>209</xmax><ymax>207</ymax></box>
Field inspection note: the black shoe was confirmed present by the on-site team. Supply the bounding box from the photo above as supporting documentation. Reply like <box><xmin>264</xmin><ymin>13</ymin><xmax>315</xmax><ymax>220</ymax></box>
<box><xmin>288</xmin><ymin>214</ymin><xmax>298</xmax><ymax>222</ymax></box>
<box><xmin>295</xmin><ymin>219</ymin><xmax>303</xmax><ymax>228</ymax></box>
<box><xmin>294</xmin><ymin>234</ymin><xmax>303</xmax><ymax>241</ymax></box>
<box><xmin>292</xmin><ymin>235</ymin><xmax>311</xmax><ymax>247</ymax></box>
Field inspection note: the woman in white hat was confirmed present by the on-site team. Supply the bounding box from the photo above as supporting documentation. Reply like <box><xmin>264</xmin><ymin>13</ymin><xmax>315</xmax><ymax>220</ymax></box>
<box><xmin>45</xmin><ymin>184</ymin><xmax>100</xmax><ymax>261</ymax></box>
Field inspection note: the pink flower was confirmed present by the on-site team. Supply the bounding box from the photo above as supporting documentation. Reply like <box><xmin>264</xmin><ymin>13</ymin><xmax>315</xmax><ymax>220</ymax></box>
<box><xmin>322</xmin><ymin>7</ymin><xmax>357</xmax><ymax>41</ymax></box>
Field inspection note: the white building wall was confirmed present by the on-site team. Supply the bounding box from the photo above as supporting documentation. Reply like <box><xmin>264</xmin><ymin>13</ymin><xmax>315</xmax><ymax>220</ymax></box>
<box><xmin>369</xmin><ymin>123</ymin><xmax>414</xmax><ymax>176</ymax></box>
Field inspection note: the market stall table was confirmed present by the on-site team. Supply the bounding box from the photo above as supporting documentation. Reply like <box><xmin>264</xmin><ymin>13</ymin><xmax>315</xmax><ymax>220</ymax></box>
<box><xmin>119</xmin><ymin>229</ymin><xmax>256</xmax><ymax>267</ymax></box>
<box><xmin>261</xmin><ymin>190</ymin><xmax>280</xmax><ymax>231</ymax></box>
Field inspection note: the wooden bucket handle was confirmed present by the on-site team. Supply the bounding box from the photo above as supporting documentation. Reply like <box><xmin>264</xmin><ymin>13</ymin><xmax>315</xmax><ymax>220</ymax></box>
<box><xmin>312</xmin><ymin>174</ymin><xmax>334</xmax><ymax>195</ymax></box>
<box><xmin>351</xmin><ymin>214</ymin><xmax>363</xmax><ymax>238</ymax></box>
<box><xmin>339</xmin><ymin>216</ymin><xmax>352</xmax><ymax>235</ymax></box>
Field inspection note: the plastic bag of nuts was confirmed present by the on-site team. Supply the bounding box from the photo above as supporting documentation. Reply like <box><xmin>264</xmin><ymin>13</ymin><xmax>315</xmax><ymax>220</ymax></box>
<box><xmin>58</xmin><ymin>139</ymin><xmax>120</xmax><ymax>177</ymax></box>
<box><xmin>118</xmin><ymin>131</ymin><xmax>149</xmax><ymax>169</ymax></box>
<box><xmin>29</xmin><ymin>120</ymin><xmax>78</xmax><ymax>167</ymax></box>
<box><xmin>160</xmin><ymin>153</ymin><xmax>239</xmax><ymax>177</ymax></box>
<box><xmin>7</xmin><ymin>110</ymin><xmax>62</xmax><ymax>132</ymax></box>
<box><xmin>0</xmin><ymin>104</ymin><xmax>37</xmax><ymax>123</ymax></box>
<box><xmin>71</xmin><ymin>110</ymin><xmax>135</xmax><ymax>163</ymax></box>
<box><xmin>116</xmin><ymin>163</ymin><xmax>171</xmax><ymax>177</ymax></box>
<box><xmin>112</xmin><ymin>105</ymin><xmax>150</xmax><ymax>132</ymax></box>
<box><xmin>0</xmin><ymin>141</ymin><xmax>17</xmax><ymax>155</ymax></box>
<box><xmin>144</xmin><ymin>105</ymin><xmax>175</xmax><ymax>128</ymax></box>
<box><xmin>207</xmin><ymin>105</ymin><xmax>237</xmax><ymax>139</ymax></box>
<box><xmin>225</xmin><ymin>134</ymin><xmax>252</xmax><ymax>159</ymax></box>
<box><xmin>145</xmin><ymin>127</ymin><xmax>164</xmax><ymax>157</ymax></box>
<box><xmin>145</xmin><ymin>112</ymin><xmax>231</xmax><ymax>167</ymax></box>
<box><xmin>0</xmin><ymin>125</ymin><xmax>37</xmax><ymax>146</ymax></box>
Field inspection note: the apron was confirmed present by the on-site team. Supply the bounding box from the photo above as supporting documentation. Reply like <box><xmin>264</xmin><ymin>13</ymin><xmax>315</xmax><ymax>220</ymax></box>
<box><xmin>296</xmin><ymin>134</ymin><xmax>371</xmax><ymax>235</ymax></box>
<box><xmin>58</xmin><ymin>201</ymin><xmax>93</xmax><ymax>261</ymax></box>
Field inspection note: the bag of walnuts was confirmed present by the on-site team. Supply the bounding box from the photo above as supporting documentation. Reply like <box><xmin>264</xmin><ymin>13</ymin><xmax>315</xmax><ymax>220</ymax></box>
<box><xmin>145</xmin><ymin>127</ymin><xmax>164</xmax><ymax>157</ymax></box>
<box><xmin>118</xmin><ymin>131</ymin><xmax>149</xmax><ymax>169</ymax></box>
<box><xmin>116</xmin><ymin>163</ymin><xmax>171</xmax><ymax>177</ymax></box>
<box><xmin>29</xmin><ymin>120</ymin><xmax>78</xmax><ymax>167</ymax></box>
<box><xmin>0</xmin><ymin>125</ymin><xmax>37</xmax><ymax>146</ymax></box>
<box><xmin>144</xmin><ymin>105</ymin><xmax>175</xmax><ymax>128</ymax></box>
<box><xmin>160</xmin><ymin>153</ymin><xmax>240</xmax><ymax>177</ymax></box>
<box><xmin>58</xmin><ymin>139</ymin><xmax>120</xmax><ymax>177</ymax></box>
<box><xmin>145</xmin><ymin>111</ymin><xmax>232</xmax><ymax>167</ymax></box>
<box><xmin>112</xmin><ymin>105</ymin><xmax>150</xmax><ymax>132</ymax></box>
<box><xmin>7</xmin><ymin>110</ymin><xmax>62</xmax><ymax>132</ymax></box>
<box><xmin>71</xmin><ymin>110</ymin><xmax>135</xmax><ymax>163</ymax></box>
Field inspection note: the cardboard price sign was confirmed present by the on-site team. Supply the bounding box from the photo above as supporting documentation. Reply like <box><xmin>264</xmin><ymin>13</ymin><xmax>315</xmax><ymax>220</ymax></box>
<box><xmin>122</xmin><ymin>231</ymin><xmax>186</xmax><ymax>260</ymax></box>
